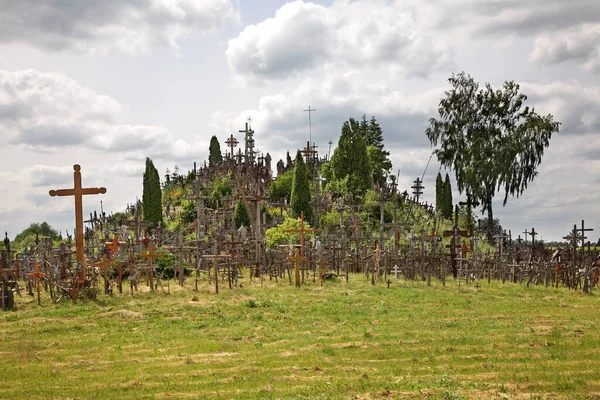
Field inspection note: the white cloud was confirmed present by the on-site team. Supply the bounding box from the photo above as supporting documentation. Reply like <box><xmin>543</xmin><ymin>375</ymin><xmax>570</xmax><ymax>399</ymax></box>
<box><xmin>226</xmin><ymin>0</ymin><xmax>452</xmax><ymax>82</ymax></box>
<box><xmin>0</xmin><ymin>0</ymin><xmax>239</xmax><ymax>54</ymax></box>
<box><xmin>530</xmin><ymin>24</ymin><xmax>600</xmax><ymax>73</ymax></box>
<box><xmin>0</xmin><ymin>69</ymin><xmax>207</xmax><ymax>162</ymax></box>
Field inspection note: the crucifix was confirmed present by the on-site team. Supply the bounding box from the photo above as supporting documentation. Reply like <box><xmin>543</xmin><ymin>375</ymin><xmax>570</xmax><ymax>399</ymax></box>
<box><xmin>105</xmin><ymin>234</ymin><xmax>126</xmax><ymax>261</ymax></box>
<box><xmin>304</xmin><ymin>105</ymin><xmax>316</xmax><ymax>146</ymax></box>
<box><xmin>139</xmin><ymin>245</ymin><xmax>162</xmax><ymax>291</ymax></box>
<box><xmin>49</xmin><ymin>165</ymin><xmax>107</xmax><ymax>281</ymax></box>
<box><xmin>26</xmin><ymin>262</ymin><xmax>46</xmax><ymax>305</ymax></box>
<box><xmin>225</xmin><ymin>134</ymin><xmax>238</xmax><ymax>161</ymax></box>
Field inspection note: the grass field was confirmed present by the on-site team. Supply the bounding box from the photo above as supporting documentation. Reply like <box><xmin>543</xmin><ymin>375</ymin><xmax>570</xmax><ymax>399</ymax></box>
<box><xmin>1</xmin><ymin>275</ymin><xmax>599</xmax><ymax>399</ymax></box>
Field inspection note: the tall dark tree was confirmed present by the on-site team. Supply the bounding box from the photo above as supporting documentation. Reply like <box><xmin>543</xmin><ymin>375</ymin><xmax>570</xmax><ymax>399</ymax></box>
<box><xmin>362</xmin><ymin>116</ymin><xmax>392</xmax><ymax>187</ymax></box>
<box><xmin>442</xmin><ymin>173</ymin><xmax>453</xmax><ymax>219</ymax></box>
<box><xmin>208</xmin><ymin>136</ymin><xmax>223</xmax><ymax>167</ymax></box>
<box><xmin>290</xmin><ymin>150</ymin><xmax>312</xmax><ymax>219</ymax></box>
<box><xmin>142</xmin><ymin>157</ymin><xmax>163</xmax><ymax>228</ymax></box>
<box><xmin>435</xmin><ymin>172</ymin><xmax>443</xmax><ymax>213</ymax></box>
<box><xmin>330</xmin><ymin>118</ymin><xmax>372</xmax><ymax>194</ymax></box>
<box><xmin>426</xmin><ymin>72</ymin><xmax>560</xmax><ymax>238</ymax></box>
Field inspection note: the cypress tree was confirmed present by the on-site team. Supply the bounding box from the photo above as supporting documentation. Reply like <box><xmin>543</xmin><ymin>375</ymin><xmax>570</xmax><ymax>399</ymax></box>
<box><xmin>290</xmin><ymin>150</ymin><xmax>312</xmax><ymax>220</ymax></box>
<box><xmin>142</xmin><ymin>157</ymin><xmax>163</xmax><ymax>228</ymax></box>
<box><xmin>435</xmin><ymin>172</ymin><xmax>443</xmax><ymax>213</ymax></box>
<box><xmin>208</xmin><ymin>136</ymin><xmax>222</xmax><ymax>167</ymax></box>
<box><xmin>442</xmin><ymin>173</ymin><xmax>453</xmax><ymax>219</ymax></box>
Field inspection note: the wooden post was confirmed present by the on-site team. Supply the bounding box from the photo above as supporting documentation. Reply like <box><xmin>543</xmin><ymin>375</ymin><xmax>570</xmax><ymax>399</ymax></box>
<box><xmin>49</xmin><ymin>165</ymin><xmax>107</xmax><ymax>281</ymax></box>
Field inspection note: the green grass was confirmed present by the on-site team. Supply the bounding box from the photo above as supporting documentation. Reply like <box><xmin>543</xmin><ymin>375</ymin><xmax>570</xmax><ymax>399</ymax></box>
<box><xmin>1</xmin><ymin>276</ymin><xmax>599</xmax><ymax>399</ymax></box>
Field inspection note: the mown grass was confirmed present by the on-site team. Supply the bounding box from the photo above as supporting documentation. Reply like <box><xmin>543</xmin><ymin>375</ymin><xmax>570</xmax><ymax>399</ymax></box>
<box><xmin>1</xmin><ymin>275</ymin><xmax>599</xmax><ymax>399</ymax></box>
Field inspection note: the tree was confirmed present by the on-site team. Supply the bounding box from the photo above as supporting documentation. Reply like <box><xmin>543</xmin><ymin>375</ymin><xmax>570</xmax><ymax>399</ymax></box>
<box><xmin>209</xmin><ymin>136</ymin><xmax>223</xmax><ymax>167</ymax></box>
<box><xmin>142</xmin><ymin>157</ymin><xmax>163</xmax><ymax>228</ymax></box>
<box><xmin>362</xmin><ymin>116</ymin><xmax>392</xmax><ymax>187</ymax></box>
<box><xmin>233</xmin><ymin>200</ymin><xmax>251</xmax><ymax>229</ymax></box>
<box><xmin>290</xmin><ymin>150</ymin><xmax>312</xmax><ymax>220</ymax></box>
<box><xmin>426</xmin><ymin>72</ymin><xmax>560</xmax><ymax>238</ymax></box>
<box><xmin>269</xmin><ymin>170</ymin><xmax>293</xmax><ymax>201</ymax></box>
<box><xmin>442</xmin><ymin>173</ymin><xmax>453</xmax><ymax>219</ymax></box>
<box><xmin>330</xmin><ymin>118</ymin><xmax>372</xmax><ymax>195</ymax></box>
<box><xmin>435</xmin><ymin>172</ymin><xmax>443</xmax><ymax>213</ymax></box>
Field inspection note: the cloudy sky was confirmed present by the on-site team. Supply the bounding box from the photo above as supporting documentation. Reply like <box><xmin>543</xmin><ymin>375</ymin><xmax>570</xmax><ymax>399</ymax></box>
<box><xmin>1</xmin><ymin>0</ymin><xmax>599</xmax><ymax>243</ymax></box>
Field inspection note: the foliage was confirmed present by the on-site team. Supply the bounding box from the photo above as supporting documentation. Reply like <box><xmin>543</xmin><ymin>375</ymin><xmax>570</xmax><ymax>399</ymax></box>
<box><xmin>142</xmin><ymin>157</ymin><xmax>163</xmax><ymax>229</ymax></box>
<box><xmin>13</xmin><ymin>222</ymin><xmax>59</xmax><ymax>244</ymax></box>
<box><xmin>330</xmin><ymin>118</ymin><xmax>372</xmax><ymax>195</ymax></box>
<box><xmin>208</xmin><ymin>136</ymin><xmax>223</xmax><ymax>167</ymax></box>
<box><xmin>268</xmin><ymin>170</ymin><xmax>293</xmax><ymax>201</ymax></box>
<box><xmin>363</xmin><ymin>189</ymin><xmax>392</xmax><ymax>224</ymax></box>
<box><xmin>208</xmin><ymin>175</ymin><xmax>233</xmax><ymax>209</ymax></box>
<box><xmin>426</xmin><ymin>72</ymin><xmax>560</xmax><ymax>238</ymax></box>
<box><xmin>265</xmin><ymin>217</ymin><xmax>316</xmax><ymax>249</ymax></box>
<box><xmin>290</xmin><ymin>150</ymin><xmax>312</xmax><ymax>220</ymax></box>
<box><xmin>233</xmin><ymin>200</ymin><xmax>251</xmax><ymax>229</ymax></box>
<box><xmin>154</xmin><ymin>251</ymin><xmax>176</xmax><ymax>279</ymax></box>
<box><xmin>179</xmin><ymin>200</ymin><xmax>196</xmax><ymax>225</ymax></box>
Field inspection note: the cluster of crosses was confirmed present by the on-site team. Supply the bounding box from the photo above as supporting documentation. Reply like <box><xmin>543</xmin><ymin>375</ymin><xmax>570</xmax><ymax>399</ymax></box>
<box><xmin>2</xmin><ymin>124</ymin><xmax>599</xmax><ymax>309</ymax></box>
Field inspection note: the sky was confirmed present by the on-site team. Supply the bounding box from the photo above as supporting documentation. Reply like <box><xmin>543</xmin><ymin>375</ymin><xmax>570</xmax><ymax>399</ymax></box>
<box><xmin>0</xmin><ymin>0</ymin><xmax>599</xmax><ymax>243</ymax></box>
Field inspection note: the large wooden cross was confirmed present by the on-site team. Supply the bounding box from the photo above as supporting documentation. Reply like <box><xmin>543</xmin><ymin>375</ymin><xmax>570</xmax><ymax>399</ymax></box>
<box><xmin>49</xmin><ymin>165</ymin><xmax>106</xmax><ymax>276</ymax></box>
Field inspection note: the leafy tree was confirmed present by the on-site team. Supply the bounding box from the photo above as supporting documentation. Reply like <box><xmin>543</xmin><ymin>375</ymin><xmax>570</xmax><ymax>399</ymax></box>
<box><xmin>142</xmin><ymin>157</ymin><xmax>163</xmax><ymax>228</ymax></box>
<box><xmin>233</xmin><ymin>199</ymin><xmax>251</xmax><ymax>229</ymax></box>
<box><xmin>269</xmin><ymin>170</ymin><xmax>293</xmax><ymax>201</ymax></box>
<box><xmin>290</xmin><ymin>150</ymin><xmax>312</xmax><ymax>220</ymax></box>
<box><xmin>435</xmin><ymin>172</ymin><xmax>443</xmax><ymax>213</ymax></box>
<box><xmin>209</xmin><ymin>136</ymin><xmax>223</xmax><ymax>166</ymax></box>
<box><xmin>14</xmin><ymin>222</ymin><xmax>59</xmax><ymax>243</ymax></box>
<box><xmin>426</xmin><ymin>72</ymin><xmax>560</xmax><ymax>238</ymax></box>
<box><xmin>442</xmin><ymin>173</ymin><xmax>453</xmax><ymax>219</ymax></box>
<box><xmin>330</xmin><ymin>118</ymin><xmax>372</xmax><ymax>195</ymax></box>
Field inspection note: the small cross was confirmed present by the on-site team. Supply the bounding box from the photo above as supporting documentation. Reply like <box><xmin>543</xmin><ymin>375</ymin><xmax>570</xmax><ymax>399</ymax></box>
<box><xmin>26</xmin><ymin>262</ymin><xmax>46</xmax><ymax>305</ymax></box>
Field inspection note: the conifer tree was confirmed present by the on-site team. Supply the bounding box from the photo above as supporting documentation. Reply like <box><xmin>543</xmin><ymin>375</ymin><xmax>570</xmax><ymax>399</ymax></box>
<box><xmin>364</xmin><ymin>116</ymin><xmax>392</xmax><ymax>187</ymax></box>
<box><xmin>142</xmin><ymin>157</ymin><xmax>163</xmax><ymax>228</ymax></box>
<box><xmin>208</xmin><ymin>136</ymin><xmax>222</xmax><ymax>167</ymax></box>
<box><xmin>435</xmin><ymin>172</ymin><xmax>443</xmax><ymax>213</ymax></box>
<box><xmin>442</xmin><ymin>173</ymin><xmax>453</xmax><ymax>219</ymax></box>
<box><xmin>330</xmin><ymin>118</ymin><xmax>372</xmax><ymax>194</ymax></box>
<box><xmin>290</xmin><ymin>150</ymin><xmax>312</xmax><ymax>219</ymax></box>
